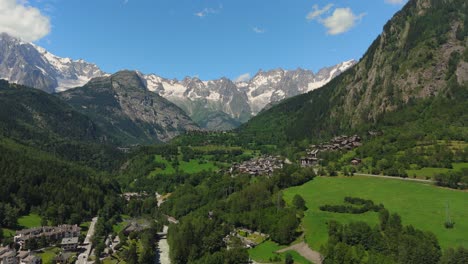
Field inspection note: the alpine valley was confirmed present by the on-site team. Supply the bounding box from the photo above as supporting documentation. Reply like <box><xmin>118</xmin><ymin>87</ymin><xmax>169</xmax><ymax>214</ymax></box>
<box><xmin>0</xmin><ymin>32</ymin><xmax>355</xmax><ymax>131</ymax></box>
<box><xmin>0</xmin><ymin>0</ymin><xmax>467</xmax><ymax>264</ymax></box>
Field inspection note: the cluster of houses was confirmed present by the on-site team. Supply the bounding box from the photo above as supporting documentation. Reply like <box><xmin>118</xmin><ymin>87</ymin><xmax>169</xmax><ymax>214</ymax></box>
<box><xmin>300</xmin><ymin>135</ymin><xmax>362</xmax><ymax>167</ymax></box>
<box><xmin>2</xmin><ymin>224</ymin><xmax>84</xmax><ymax>264</ymax></box>
<box><xmin>14</xmin><ymin>224</ymin><xmax>81</xmax><ymax>249</ymax></box>
<box><xmin>223</xmin><ymin>228</ymin><xmax>268</xmax><ymax>249</ymax></box>
<box><xmin>230</xmin><ymin>156</ymin><xmax>284</xmax><ymax>176</ymax></box>
<box><xmin>121</xmin><ymin>192</ymin><xmax>150</xmax><ymax>201</ymax></box>
<box><xmin>0</xmin><ymin>246</ymin><xmax>40</xmax><ymax>264</ymax></box>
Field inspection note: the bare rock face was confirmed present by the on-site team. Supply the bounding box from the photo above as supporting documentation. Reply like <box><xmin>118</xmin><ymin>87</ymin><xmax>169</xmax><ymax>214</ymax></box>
<box><xmin>0</xmin><ymin>33</ymin><xmax>106</xmax><ymax>93</ymax></box>
<box><xmin>0</xmin><ymin>32</ymin><xmax>356</xmax><ymax>130</ymax></box>
<box><xmin>59</xmin><ymin>71</ymin><xmax>200</xmax><ymax>144</ymax></box>
<box><xmin>142</xmin><ymin>60</ymin><xmax>356</xmax><ymax>129</ymax></box>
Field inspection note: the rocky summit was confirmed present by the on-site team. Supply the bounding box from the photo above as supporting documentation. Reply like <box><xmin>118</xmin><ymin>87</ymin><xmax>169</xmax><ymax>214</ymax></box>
<box><xmin>59</xmin><ymin>71</ymin><xmax>199</xmax><ymax>144</ymax></box>
<box><xmin>0</xmin><ymin>32</ymin><xmax>355</xmax><ymax>130</ymax></box>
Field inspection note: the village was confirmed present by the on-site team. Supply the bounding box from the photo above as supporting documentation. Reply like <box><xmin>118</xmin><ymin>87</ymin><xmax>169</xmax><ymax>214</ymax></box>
<box><xmin>229</xmin><ymin>155</ymin><xmax>285</xmax><ymax>176</ymax></box>
<box><xmin>300</xmin><ymin>135</ymin><xmax>362</xmax><ymax>167</ymax></box>
<box><xmin>0</xmin><ymin>224</ymin><xmax>81</xmax><ymax>264</ymax></box>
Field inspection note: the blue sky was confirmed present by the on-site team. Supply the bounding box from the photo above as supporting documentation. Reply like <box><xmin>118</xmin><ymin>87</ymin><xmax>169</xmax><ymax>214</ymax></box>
<box><xmin>1</xmin><ymin>0</ymin><xmax>407</xmax><ymax>80</ymax></box>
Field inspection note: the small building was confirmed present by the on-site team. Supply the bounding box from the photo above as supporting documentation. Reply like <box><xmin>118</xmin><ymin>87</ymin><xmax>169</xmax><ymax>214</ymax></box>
<box><xmin>19</xmin><ymin>255</ymin><xmax>40</xmax><ymax>264</ymax></box>
<box><xmin>300</xmin><ymin>157</ymin><xmax>318</xmax><ymax>167</ymax></box>
<box><xmin>0</xmin><ymin>247</ymin><xmax>17</xmax><ymax>264</ymax></box>
<box><xmin>61</xmin><ymin>237</ymin><xmax>79</xmax><ymax>251</ymax></box>
<box><xmin>351</xmin><ymin>158</ymin><xmax>362</xmax><ymax>166</ymax></box>
<box><xmin>54</xmin><ymin>252</ymin><xmax>73</xmax><ymax>264</ymax></box>
<box><xmin>17</xmin><ymin>251</ymin><xmax>40</xmax><ymax>264</ymax></box>
<box><xmin>122</xmin><ymin>222</ymin><xmax>146</xmax><ymax>236</ymax></box>
<box><xmin>0</xmin><ymin>248</ymin><xmax>18</xmax><ymax>264</ymax></box>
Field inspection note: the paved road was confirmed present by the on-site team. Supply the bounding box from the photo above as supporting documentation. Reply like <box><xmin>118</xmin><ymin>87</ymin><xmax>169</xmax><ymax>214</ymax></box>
<box><xmin>353</xmin><ymin>173</ymin><xmax>434</xmax><ymax>183</ymax></box>
<box><xmin>157</xmin><ymin>226</ymin><xmax>171</xmax><ymax>264</ymax></box>
<box><xmin>77</xmin><ymin>217</ymin><xmax>98</xmax><ymax>264</ymax></box>
<box><xmin>277</xmin><ymin>242</ymin><xmax>323</xmax><ymax>264</ymax></box>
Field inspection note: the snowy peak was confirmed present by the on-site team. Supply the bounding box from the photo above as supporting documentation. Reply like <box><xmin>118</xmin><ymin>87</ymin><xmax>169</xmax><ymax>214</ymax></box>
<box><xmin>31</xmin><ymin>43</ymin><xmax>106</xmax><ymax>92</ymax></box>
<box><xmin>134</xmin><ymin>59</ymin><xmax>356</xmax><ymax>129</ymax></box>
<box><xmin>0</xmin><ymin>32</ymin><xmax>356</xmax><ymax>130</ymax></box>
<box><xmin>0</xmin><ymin>33</ymin><xmax>106</xmax><ymax>93</ymax></box>
<box><xmin>244</xmin><ymin>60</ymin><xmax>356</xmax><ymax>114</ymax></box>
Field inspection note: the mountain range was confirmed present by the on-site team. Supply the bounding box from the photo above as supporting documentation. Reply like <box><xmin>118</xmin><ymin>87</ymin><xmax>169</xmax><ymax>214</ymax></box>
<box><xmin>0</xmin><ymin>32</ymin><xmax>355</xmax><ymax>130</ymax></box>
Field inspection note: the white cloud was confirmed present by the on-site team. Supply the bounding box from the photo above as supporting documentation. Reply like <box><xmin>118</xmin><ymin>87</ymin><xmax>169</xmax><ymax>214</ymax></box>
<box><xmin>385</xmin><ymin>0</ymin><xmax>406</xmax><ymax>4</ymax></box>
<box><xmin>306</xmin><ymin>4</ymin><xmax>334</xmax><ymax>21</ymax></box>
<box><xmin>235</xmin><ymin>73</ymin><xmax>251</xmax><ymax>82</ymax></box>
<box><xmin>194</xmin><ymin>5</ymin><xmax>222</xmax><ymax>18</ymax></box>
<box><xmin>0</xmin><ymin>0</ymin><xmax>51</xmax><ymax>42</ymax></box>
<box><xmin>306</xmin><ymin>4</ymin><xmax>365</xmax><ymax>35</ymax></box>
<box><xmin>252</xmin><ymin>27</ymin><xmax>265</xmax><ymax>34</ymax></box>
<box><xmin>321</xmin><ymin>8</ymin><xmax>365</xmax><ymax>35</ymax></box>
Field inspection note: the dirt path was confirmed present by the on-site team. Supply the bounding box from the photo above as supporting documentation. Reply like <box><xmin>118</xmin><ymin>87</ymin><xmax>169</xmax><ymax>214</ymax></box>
<box><xmin>276</xmin><ymin>242</ymin><xmax>323</xmax><ymax>264</ymax></box>
<box><xmin>353</xmin><ymin>173</ymin><xmax>434</xmax><ymax>183</ymax></box>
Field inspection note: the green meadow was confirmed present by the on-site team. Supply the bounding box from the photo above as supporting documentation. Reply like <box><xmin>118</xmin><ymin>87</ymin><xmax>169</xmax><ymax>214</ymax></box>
<box><xmin>283</xmin><ymin>176</ymin><xmax>468</xmax><ymax>251</ymax></box>
<box><xmin>18</xmin><ymin>213</ymin><xmax>42</xmax><ymax>228</ymax></box>
<box><xmin>149</xmin><ymin>155</ymin><xmax>222</xmax><ymax>176</ymax></box>
<box><xmin>406</xmin><ymin>162</ymin><xmax>468</xmax><ymax>178</ymax></box>
<box><xmin>249</xmin><ymin>241</ymin><xmax>312</xmax><ymax>264</ymax></box>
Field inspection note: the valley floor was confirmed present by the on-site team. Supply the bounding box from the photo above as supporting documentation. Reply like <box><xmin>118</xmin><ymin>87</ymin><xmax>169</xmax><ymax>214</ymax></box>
<box><xmin>283</xmin><ymin>176</ymin><xmax>468</xmax><ymax>251</ymax></box>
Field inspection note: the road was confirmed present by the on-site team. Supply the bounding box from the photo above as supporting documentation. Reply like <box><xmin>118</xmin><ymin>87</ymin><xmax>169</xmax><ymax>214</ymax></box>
<box><xmin>157</xmin><ymin>226</ymin><xmax>171</xmax><ymax>264</ymax></box>
<box><xmin>277</xmin><ymin>242</ymin><xmax>323</xmax><ymax>264</ymax></box>
<box><xmin>76</xmin><ymin>217</ymin><xmax>98</xmax><ymax>264</ymax></box>
<box><xmin>353</xmin><ymin>173</ymin><xmax>434</xmax><ymax>183</ymax></box>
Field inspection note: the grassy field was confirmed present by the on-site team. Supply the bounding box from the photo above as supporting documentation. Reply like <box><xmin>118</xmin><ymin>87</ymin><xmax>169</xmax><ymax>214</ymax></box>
<box><xmin>18</xmin><ymin>213</ymin><xmax>42</xmax><ymax>228</ymax></box>
<box><xmin>249</xmin><ymin>241</ymin><xmax>312</xmax><ymax>264</ymax></box>
<box><xmin>283</xmin><ymin>176</ymin><xmax>468</xmax><ymax>251</ymax></box>
<box><xmin>2</xmin><ymin>228</ymin><xmax>15</xmax><ymax>238</ymax></box>
<box><xmin>112</xmin><ymin>215</ymin><xmax>131</xmax><ymax>234</ymax></box>
<box><xmin>150</xmin><ymin>155</ymin><xmax>221</xmax><ymax>176</ymax></box>
<box><xmin>80</xmin><ymin>221</ymin><xmax>91</xmax><ymax>236</ymax></box>
<box><xmin>38</xmin><ymin>247</ymin><xmax>61</xmax><ymax>264</ymax></box>
<box><xmin>406</xmin><ymin>162</ymin><xmax>468</xmax><ymax>178</ymax></box>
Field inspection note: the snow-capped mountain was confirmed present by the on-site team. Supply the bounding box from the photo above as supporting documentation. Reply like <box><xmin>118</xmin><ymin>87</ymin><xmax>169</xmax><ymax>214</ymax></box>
<box><xmin>0</xmin><ymin>32</ymin><xmax>356</xmax><ymax>130</ymax></box>
<box><xmin>0</xmin><ymin>33</ymin><xmax>106</xmax><ymax>93</ymax></box>
<box><xmin>137</xmin><ymin>60</ymin><xmax>356</xmax><ymax>129</ymax></box>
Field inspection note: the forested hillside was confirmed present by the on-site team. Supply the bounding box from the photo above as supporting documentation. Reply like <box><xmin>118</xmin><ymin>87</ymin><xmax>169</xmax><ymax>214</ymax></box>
<box><xmin>240</xmin><ymin>0</ymin><xmax>467</xmax><ymax>145</ymax></box>
<box><xmin>0</xmin><ymin>136</ymin><xmax>120</xmax><ymax>228</ymax></box>
<box><xmin>0</xmin><ymin>80</ymin><xmax>124</xmax><ymax>171</ymax></box>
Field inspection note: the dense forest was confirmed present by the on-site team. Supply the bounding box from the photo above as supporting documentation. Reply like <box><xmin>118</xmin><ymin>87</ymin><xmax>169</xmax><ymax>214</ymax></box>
<box><xmin>162</xmin><ymin>165</ymin><xmax>315</xmax><ymax>263</ymax></box>
<box><xmin>0</xmin><ymin>137</ymin><xmax>120</xmax><ymax>227</ymax></box>
<box><xmin>0</xmin><ymin>80</ymin><xmax>125</xmax><ymax>171</ymax></box>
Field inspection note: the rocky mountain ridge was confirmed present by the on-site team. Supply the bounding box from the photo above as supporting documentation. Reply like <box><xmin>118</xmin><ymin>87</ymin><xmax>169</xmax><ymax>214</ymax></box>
<box><xmin>0</xmin><ymin>32</ymin><xmax>356</xmax><ymax>130</ymax></box>
<box><xmin>59</xmin><ymin>71</ymin><xmax>200</xmax><ymax>144</ymax></box>
<box><xmin>141</xmin><ymin>60</ymin><xmax>355</xmax><ymax>129</ymax></box>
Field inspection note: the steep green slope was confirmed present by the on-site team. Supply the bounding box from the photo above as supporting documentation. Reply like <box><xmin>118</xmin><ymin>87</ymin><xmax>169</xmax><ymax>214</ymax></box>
<box><xmin>0</xmin><ymin>80</ymin><xmax>123</xmax><ymax>171</ymax></box>
<box><xmin>240</xmin><ymin>0</ymin><xmax>467</xmax><ymax>144</ymax></box>
<box><xmin>0</xmin><ymin>136</ymin><xmax>120</xmax><ymax>227</ymax></box>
